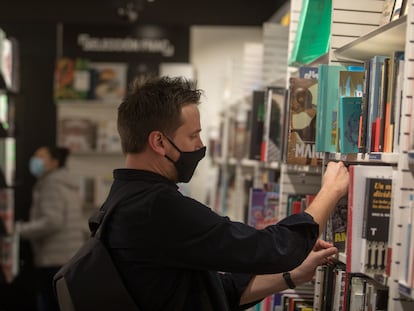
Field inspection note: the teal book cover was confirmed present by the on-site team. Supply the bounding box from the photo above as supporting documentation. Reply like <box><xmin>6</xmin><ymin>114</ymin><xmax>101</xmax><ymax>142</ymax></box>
<box><xmin>339</xmin><ymin>97</ymin><xmax>362</xmax><ymax>153</ymax></box>
<box><xmin>315</xmin><ymin>64</ymin><xmax>346</xmax><ymax>152</ymax></box>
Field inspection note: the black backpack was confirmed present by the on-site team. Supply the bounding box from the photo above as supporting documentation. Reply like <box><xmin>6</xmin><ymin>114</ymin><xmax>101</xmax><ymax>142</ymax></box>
<box><xmin>53</xmin><ymin>182</ymin><xmax>140</xmax><ymax>311</ymax></box>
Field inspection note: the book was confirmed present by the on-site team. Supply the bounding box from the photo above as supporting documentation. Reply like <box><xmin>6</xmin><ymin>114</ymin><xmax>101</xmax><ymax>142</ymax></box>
<box><xmin>361</xmin><ymin>177</ymin><xmax>392</xmax><ymax>282</ymax></box>
<box><xmin>338</xmin><ymin>70</ymin><xmax>364</xmax><ymax>98</ymax></box>
<box><xmin>288</xmin><ymin>0</ymin><xmax>332</xmax><ymax>66</ymax></box>
<box><xmin>1</xmin><ymin>38</ymin><xmax>13</xmax><ymax>90</ymax></box>
<box><xmin>344</xmin><ymin>274</ymin><xmax>389</xmax><ymax>311</ymax></box>
<box><xmin>89</xmin><ymin>62</ymin><xmax>127</xmax><ymax>102</ymax></box>
<box><xmin>346</xmin><ymin>165</ymin><xmax>393</xmax><ymax>275</ymax></box>
<box><xmin>0</xmin><ymin>189</ymin><xmax>13</xmax><ymax>236</ymax></box>
<box><xmin>0</xmin><ymin>229</ymin><xmax>19</xmax><ymax>283</ymax></box>
<box><xmin>96</xmin><ymin>119</ymin><xmax>122</xmax><ymax>153</ymax></box>
<box><xmin>366</xmin><ymin>55</ymin><xmax>388</xmax><ymax>153</ymax></box>
<box><xmin>54</xmin><ymin>57</ymin><xmax>91</xmax><ymax>100</ymax></box>
<box><xmin>248</xmin><ymin>90</ymin><xmax>265</xmax><ymax>161</ymax></box>
<box><xmin>248</xmin><ymin>188</ymin><xmax>279</xmax><ymax>230</ymax></box>
<box><xmin>261</xmin><ymin>86</ymin><xmax>285</xmax><ymax>162</ymax></box>
<box><xmin>94</xmin><ymin>174</ymin><xmax>114</xmax><ymax>207</ymax></box>
<box><xmin>287</xmin><ymin>194</ymin><xmax>304</xmax><ymax>216</ymax></box>
<box><xmin>358</xmin><ymin>59</ymin><xmax>371</xmax><ymax>153</ymax></box>
<box><xmin>58</xmin><ymin>118</ymin><xmax>97</xmax><ymax>153</ymax></box>
<box><xmin>379</xmin><ymin>0</ymin><xmax>397</xmax><ymax>26</ymax></box>
<box><xmin>375</xmin><ymin>58</ymin><xmax>390</xmax><ymax>152</ymax></box>
<box><xmin>338</xmin><ymin>97</ymin><xmax>362</xmax><ymax>153</ymax></box>
<box><xmin>331</xmin><ymin>265</ymin><xmax>346</xmax><ymax>311</ymax></box>
<box><xmin>383</xmin><ymin>51</ymin><xmax>403</xmax><ymax>153</ymax></box>
<box><xmin>390</xmin><ymin>51</ymin><xmax>405</xmax><ymax>153</ymax></box>
<box><xmin>233</xmin><ymin>108</ymin><xmax>249</xmax><ymax>160</ymax></box>
<box><xmin>337</xmin><ymin>69</ymin><xmax>364</xmax><ymax>152</ymax></box>
<box><xmin>331</xmin><ymin>196</ymin><xmax>348</xmax><ymax>253</ymax></box>
<box><xmin>286</xmin><ymin>77</ymin><xmax>323</xmax><ymax>165</ymax></box>
<box><xmin>390</xmin><ymin>0</ymin><xmax>404</xmax><ymax>21</ymax></box>
<box><xmin>298</xmin><ymin>66</ymin><xmax>318</xmax><ymax>79</ymax></box>
<box><xmin>315</xmin><ymin>64</ymin><xmax>346</xmax><ymax>152</ymax></box>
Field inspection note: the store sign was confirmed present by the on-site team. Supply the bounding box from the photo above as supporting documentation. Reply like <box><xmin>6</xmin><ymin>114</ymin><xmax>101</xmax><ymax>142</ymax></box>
<box><xmin>76</xmin><ymin>33</ymin><xmax>175</xmax><ymax>57</ymax></box>
<box><xmin>61</xmin><ymin>24</ymin><xmax>189</xmax><ymax>62</ymax></box>
<box><xmin>60</xmin><ymin>24</ymin><xmax>189</xmax><ymax>81</ymax></box>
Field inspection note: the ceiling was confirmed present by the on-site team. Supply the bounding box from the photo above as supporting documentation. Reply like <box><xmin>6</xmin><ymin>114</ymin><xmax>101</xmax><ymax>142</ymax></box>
<box><xmin>0</xmin><ymin>0</ymin><xmax>288</xmax><ymax>26</ymax></box>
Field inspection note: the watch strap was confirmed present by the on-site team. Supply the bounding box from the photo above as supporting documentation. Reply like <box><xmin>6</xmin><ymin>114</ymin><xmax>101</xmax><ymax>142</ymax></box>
<box><xmin>283</xmin><ymin>271</ymin><xmax>296</xmax><ymax>289</ymax></box>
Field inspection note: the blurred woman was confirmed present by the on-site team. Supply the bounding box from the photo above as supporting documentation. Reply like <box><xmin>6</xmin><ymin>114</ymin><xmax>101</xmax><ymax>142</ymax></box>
<box><xmin>18</xmin><ymin>146</ymin><xmax>84</xmax><ymax>311</ymax></box>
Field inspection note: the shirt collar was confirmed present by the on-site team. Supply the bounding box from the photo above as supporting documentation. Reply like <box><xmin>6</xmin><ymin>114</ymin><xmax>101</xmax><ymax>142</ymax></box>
<box><xmin>113</xmin><ymin>169</ymin><xmax>178</xmax><ymax>189</ymax></box>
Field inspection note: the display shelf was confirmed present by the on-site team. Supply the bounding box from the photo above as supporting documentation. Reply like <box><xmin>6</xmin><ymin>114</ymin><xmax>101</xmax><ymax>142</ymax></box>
<box><xmin>334</xmin><ymin>15</ymin><xmax>407</xmax><ymax>62</ymax></box>
<box><xmin>284</xmin><ymin>163</ymin><xmax>322</xmax><ymax>174</ymax></box>
<box><xmin>213</xmin><ymin>158</ymin><xmax>281</xmax><ymax>170</ymax></box>
<box><xmin>56</xmin><ymin>99</ymin><xmax>119</xmax><ymax>108</ymax></box>
<box><xmin>327</xmin><ymin>152</ymin><xmax>400</xmax><ymax>165</ymax></box>
<box><xmin>70</xmin><ymin>151</ymin><xmax>123</xmax><ymax>157</ymax></box>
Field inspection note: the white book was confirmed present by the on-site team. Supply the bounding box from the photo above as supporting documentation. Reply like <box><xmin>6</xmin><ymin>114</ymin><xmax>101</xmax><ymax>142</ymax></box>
<box><xmin>346</xmin><ymin>165</ymin><xmax>393</xmax><ymax>274</ymax></box>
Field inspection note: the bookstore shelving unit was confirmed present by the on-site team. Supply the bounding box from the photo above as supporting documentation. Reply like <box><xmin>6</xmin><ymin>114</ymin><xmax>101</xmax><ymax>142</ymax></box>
<box><xmin>55</xmin><ymin>99</ymin><xmax>124</xmax><ymax>216</ymax></box>
<box><xmin>0</xmin><ymin>29</ymin><xmax>19</xmax><ymax>284</ymax></box>
<box><xmin>312</xmin><ymin>0</ymin><xmax>414</xmax><ymax>310</ymax></box>
<box><xmin>214</xmin><ymin>1</ymin><xmax>414</xmax><ymax>309</ymax></box>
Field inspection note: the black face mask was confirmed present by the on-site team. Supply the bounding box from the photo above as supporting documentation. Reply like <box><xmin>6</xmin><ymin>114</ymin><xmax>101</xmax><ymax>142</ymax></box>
<box><xmin>164</xmin><ymin>136</ymin><xmax>206</xmax><ymax>183</ymax></box>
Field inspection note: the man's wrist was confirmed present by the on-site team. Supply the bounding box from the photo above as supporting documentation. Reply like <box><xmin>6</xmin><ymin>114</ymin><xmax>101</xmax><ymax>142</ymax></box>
<box><xmin>282</xmin><ymin>271</ymin><xmax>296</xmax><ymax>289</ymax></box>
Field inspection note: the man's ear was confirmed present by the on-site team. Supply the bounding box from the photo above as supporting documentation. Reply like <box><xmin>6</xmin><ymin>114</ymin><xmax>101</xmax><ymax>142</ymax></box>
<box><xmin>148</xmin><ymin>131</ymin><xmax>165</xmax><ymax>155</ymax></box>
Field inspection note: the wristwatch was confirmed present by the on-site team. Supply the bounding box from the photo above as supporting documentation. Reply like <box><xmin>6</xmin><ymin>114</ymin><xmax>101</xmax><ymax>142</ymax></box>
<box><xmin>283</xmin><ymin>271</ymin><xmax>296</xmax><ymax>289</ymax></box>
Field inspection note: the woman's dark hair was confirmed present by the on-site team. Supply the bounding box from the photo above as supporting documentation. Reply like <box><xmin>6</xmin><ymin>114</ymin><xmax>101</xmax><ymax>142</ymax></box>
<box><xmin>45</xmin><ymin>146</ymin><xmax>70</xmax><ymax>168</ymax></box>
<box><xmin>117</xmin><ymin>76</ymin><xmax>203</xmax><ymax>154</ymax></box>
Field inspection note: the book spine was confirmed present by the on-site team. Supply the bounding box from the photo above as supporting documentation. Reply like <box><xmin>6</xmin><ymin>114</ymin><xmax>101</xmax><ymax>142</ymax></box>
<box><xmin>358</xmin><ymin>60</ymin><xmax>371</xmax><ymax>153</ymax></box>
<box><xmin>366</xmin><ymin>56</ymin><xmax>387</xmax><ymax>153</ymax></box>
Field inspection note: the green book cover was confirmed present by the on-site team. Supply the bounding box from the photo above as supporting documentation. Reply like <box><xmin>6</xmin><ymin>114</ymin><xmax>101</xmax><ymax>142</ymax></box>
<box><xmin>289</xmin><ymin>0</ymin><xmax>332</xmax><ymax>66</ymax></box>
<box><xmin>315</xmin><ymin>64</ymin><xmax>346</xmax><ymax>152</ymax></box>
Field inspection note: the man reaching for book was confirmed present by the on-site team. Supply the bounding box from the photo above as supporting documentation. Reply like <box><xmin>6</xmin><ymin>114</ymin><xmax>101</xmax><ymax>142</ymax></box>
<box><xmin>68</xmin><ymin>76</ymin><xmax>349</xmax><ymax>310</ymax></box>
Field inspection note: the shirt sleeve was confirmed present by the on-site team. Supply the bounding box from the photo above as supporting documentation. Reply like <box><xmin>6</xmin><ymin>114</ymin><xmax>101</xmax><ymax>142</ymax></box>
<box><xmin>118</xmin><ymin>189</ymin><xmax>319</xmax><ymax>275</ymax></box>
<box><xmin>219</xmin><ymin>273</ymin><xmax>262</xmax><ymax>311</ymax></box>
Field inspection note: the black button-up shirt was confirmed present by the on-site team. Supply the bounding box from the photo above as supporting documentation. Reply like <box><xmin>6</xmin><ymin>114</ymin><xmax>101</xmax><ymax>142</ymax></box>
<box><xmin>103</xmin><ymin>169</ymin><xmax>319</xmax><ymax>310</ymax></box>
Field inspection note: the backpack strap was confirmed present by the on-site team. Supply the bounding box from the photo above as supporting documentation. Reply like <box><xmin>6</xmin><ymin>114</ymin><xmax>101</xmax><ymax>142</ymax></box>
<box><xmin>89</xmin><ymin>181</ymin><xmax>140</xmax><ymax>239</ymax></box>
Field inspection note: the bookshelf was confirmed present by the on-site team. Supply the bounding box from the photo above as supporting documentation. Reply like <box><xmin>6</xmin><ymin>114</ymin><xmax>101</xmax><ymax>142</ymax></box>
<box><xmin>53</xmin><ymin>56</ymin><xmax>129</xmax><ymax>214</ymax></box>
<box><xmin>309</xmin><ymin>0</ymin><xmax>414</xmax><ymax>310</ymax></box>
<box><xmin>214</xmin><ymin>1</ymin><xmax>414</xmax><ymax>309</ymax></box>
<box><xmin>211</xmin><ymin>7</ymin><xmax>328</xmax><ymax>309</ymax></box>
<box><xmin>0</xmin><ymin>28</ymin><xmax>19</xmax><ymax>284</ymax></box>
<box><xmin>333</xmin><ymin>14</ymin><xmax>406</xmax><ymax>62</ymax></box>
<box><xmin>55</xmin><ymin>99</ymin><xmax>124</xmax><ymax>214</ymax></box>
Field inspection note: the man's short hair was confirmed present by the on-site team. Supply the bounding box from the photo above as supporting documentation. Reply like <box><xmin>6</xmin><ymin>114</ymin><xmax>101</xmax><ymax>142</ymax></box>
<box><xmin>117</xmin><ymin>76</ymin><xmax>202</xmax><ymax>154</ymax></box>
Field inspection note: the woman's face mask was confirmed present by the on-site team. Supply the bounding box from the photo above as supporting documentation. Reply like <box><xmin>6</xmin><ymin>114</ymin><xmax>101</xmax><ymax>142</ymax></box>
<box><xmin>164</xmin><ymin>136</ymin><xmax>206</xmax><ymax>183</ymax></box>
<box><xmin>29</xmin><ymin>157</ymin><xmax>46</xmax><ymax>178</ymax></box>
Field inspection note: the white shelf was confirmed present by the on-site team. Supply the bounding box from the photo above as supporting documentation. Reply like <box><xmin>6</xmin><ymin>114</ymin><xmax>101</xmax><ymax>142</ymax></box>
<box><xmin>56</xmin><ymin>99</ymin><xmax>120</xmax><ymax>108</ymax></box>
<box><xmin>71</xmin><ymin>151</ymin><xmax>123</xmax><ymax>157</ymax></box>
<box><xmin>334</xmin><ymin>15</ymin><xmax>407</xmax><ymax>62</ymax></box>
<box><xmin>284</xmin><ymin>164</ymin><xmax>322</xmax><ymax>174</ymax></box>
<box><xmin>327</xmin><ymin>152</ymin><xmax>399</xmax><ymax>164</ymax></box>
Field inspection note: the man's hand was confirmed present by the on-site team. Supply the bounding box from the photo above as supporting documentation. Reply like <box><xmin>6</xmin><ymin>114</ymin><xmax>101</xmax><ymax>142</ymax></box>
<box><xmin>304</xmin><ymin>161</ymin><xmax>349</xmax><ymax>235</ymax></box>
<box><xmin>322</xmin><ymin>161</ymin><xmax>349</xmax><ymax>199</ymax></box>
<box><xmin>290</xmin><ymin>239</ymin><xmax>338</xmax><ymax>285</ymax></box>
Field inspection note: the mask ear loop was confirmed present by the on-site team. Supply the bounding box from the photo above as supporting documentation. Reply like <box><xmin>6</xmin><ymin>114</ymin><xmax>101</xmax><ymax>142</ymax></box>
<box><xmin>161</xmin><ymin>132</ymin><xmax>182</xmax><ymax>153</ymax></box>
<box><xmin>161</xmin><ymin>132</ymin><xmax>180</xmax><ymax>164</ymax></box>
